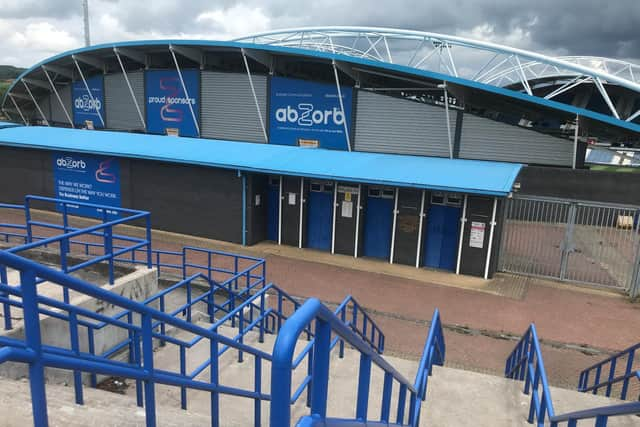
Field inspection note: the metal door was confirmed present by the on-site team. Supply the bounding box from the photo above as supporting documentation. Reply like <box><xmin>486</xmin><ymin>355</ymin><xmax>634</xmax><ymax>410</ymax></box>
<box><xmin>424</xmin><ymin>204</ymin><xmax>461</xmax><ymax>270</ymax></box>
<box><xmin>363</xmin><ymin>188</ymin><xmax>395</xmax><ymax>259</ymax></box>
<box><xmin>306</xmin><ymin>181</ymin><xmax>334</xmax><ymax>251</ymax></box>
<box><xmin>267</xmin><ymin>177</ymin><xmax>280</xmax><ymax>241</ymax></box>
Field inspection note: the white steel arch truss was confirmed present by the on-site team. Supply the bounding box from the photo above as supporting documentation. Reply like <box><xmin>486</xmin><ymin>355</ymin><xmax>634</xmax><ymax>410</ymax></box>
<box><xmin>235</xmin><ymin>27</ymin><xmax>640</xmax><ymax>123</ymax></box>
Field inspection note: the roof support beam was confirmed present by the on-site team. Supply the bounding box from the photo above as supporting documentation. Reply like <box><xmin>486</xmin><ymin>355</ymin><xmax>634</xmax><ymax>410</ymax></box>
<box><xmin>242</xmin><ymin>48</ymin><xmax>272</xmax><ymax>69</ymax></box>
<box><xmin>114</xmin><ymin>47</ymin><xmax>146</xmax><ymax>130</ymax></box>
<box><xmin>594</xmin><ymin>77</ymin><xmax>620</xmax><ymax>119</ymax></box>
<box><xmin>332</xmin><ymin>59</ymin><xmax>351</xmax><ymax>152</ymax></box>
<box><xmin>8</xmin><ymin>92</ymin><xmax>31</xmax><ymax>101</ymax></box>
<box><xmin>241</xmin><ymin>48</ymin><xmax>268</xmax><ymax>143</ymax></box>
<box><xmin>333</xmin><ymin>60</ymin><xmax>359</xmax><ymax>85</ymax></box>
<box><xmin>169</xmin><ymin>45</ymin><xmax>200</xmax><ymax>136</ymax></box>
<box><xmin>169</xmin><ymin>45</ymin><xmax>202</xmax><ymax>67</ymax></box>
<box><xmin>113</xmin><ymin>46</ymin><xmax>146</xmax><ymax>65</ymax></box>
<box><xmin>626</xmin><ymin>108</ymin><xmax>640</xmax><ymax>123</ymax></box>
<box><xmin>73</xmin><ymin>57</ymin><xmax>105</xmax><ymax>127</ymax></box>
<box><xmin>72</xmin><ymin>54</ymin><xmax>105</xmax><ymax>72</ymax></box>
<box><xmin>22</xmin><ymin>78</ymin><xmax>51</xmax><ymax>91</ymax></box>
<box><xmin>42</xmin><ymin>66</ymin><xmax>74</xmax><ymax>128</ymax></box>
<box><xmin>439</xmin><ymin>82</ymin><xmax>453</xmax><ymax>159</ymax></box>
<box><xmin>22</xmin><ymin>80</ymin><xmax>49</xmax><ymax>125</ymax></box>
<box><xmin>8</xmin><ymin>94</ymin><xmax>28</xmax><ymax>125</ymax></box>
<box><xmin>42</xmin><ymin>64</ymin><xmax>73</xmax><ymax>79</ymax></box>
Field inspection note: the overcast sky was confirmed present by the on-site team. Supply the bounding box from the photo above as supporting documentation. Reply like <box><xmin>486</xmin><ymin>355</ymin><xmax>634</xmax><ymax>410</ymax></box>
<box><xmin>1</xmin><ymin>0</ymin><xmax>639</xmax><ymax>68</ymax></box>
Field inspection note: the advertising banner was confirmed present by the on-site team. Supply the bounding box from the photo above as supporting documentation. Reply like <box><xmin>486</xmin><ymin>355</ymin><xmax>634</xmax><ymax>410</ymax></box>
<box><xmin>269</xmin><ymin>76</ymin><xmax>352</xmax><ymax>150</ymax></box>
<box><xmin>53</xmin><ymin>152</ymin><xmax>121</xmax><ymax>219</ymax></box>
<box><xmin>146</xmin><ymin>70</ymin><xmax>200</xmax><ymax>137</ymax></box>
<box><xmin>72</xmin><ymin>75</ymin><xmax>105</xmax><ymax>128</ymax></box>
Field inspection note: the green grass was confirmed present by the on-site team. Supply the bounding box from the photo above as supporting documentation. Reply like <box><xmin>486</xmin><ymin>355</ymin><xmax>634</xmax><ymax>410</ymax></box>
<box><xmin>590</xmin><ymin>165</ymin><xmax>640</xmax><ymax>173</ymax></box>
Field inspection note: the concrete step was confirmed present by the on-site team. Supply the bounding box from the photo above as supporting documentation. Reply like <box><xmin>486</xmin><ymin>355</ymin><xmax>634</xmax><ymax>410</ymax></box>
<box><xmin>0</xmin><ymin>377</ymin><xmax>210</xmax><ymax>427</ymax></box>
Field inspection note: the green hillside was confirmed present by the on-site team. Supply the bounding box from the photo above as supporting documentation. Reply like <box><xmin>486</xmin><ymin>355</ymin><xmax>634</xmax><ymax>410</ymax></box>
<box><xmin>0</xmin><ymin>65</ymin><xmax>25</xmax><ymax>80</ymax></box>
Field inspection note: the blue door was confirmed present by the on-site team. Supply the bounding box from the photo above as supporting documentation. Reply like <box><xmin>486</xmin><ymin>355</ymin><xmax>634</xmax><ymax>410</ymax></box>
<box><xmin>267</xmin><ymin>178</ymin><xmax>280</xmax><ymax>241</ymax></box>
<box><xmin>363</xmin><ymin>190</ymin><xmax>394</xmax><ymax>259</ymax></box>
<box><xmin>424</xmin><ymin>204</ymin><xmax>462</xmax><ymax>270</ymax></box>
<box><xmin>306</xmin><ymin>182</ymin><xmax>333</xmax><ymax>251</ymax></box>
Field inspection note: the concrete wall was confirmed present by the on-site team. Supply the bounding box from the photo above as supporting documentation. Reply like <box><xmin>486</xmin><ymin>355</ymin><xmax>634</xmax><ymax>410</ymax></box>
<box><xmin>0</xmin><ymin>267</ymin><xmax>158</xmax><ymax>384</ymax></box>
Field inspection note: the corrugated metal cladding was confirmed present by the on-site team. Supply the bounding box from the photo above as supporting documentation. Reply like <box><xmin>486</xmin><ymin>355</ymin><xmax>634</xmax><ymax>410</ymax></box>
<box><xmin>49</xmin><ymin>85</ymin><xmax>71</xmax><ymax>124</ymax></box>
<box><xmin>459</xmin><ymin>114</ymin><xmax>574</xmax><ymax>166</ymax></box>
<box><xmin>354</xmin><ymin>90</ymin><xmax>457</xmax><ymax>157</ymax></box>
<box><xmin>105</xmin><ymin>71</ymin><xmax>145</xmax><ymax>131</ymax></box>
<box><xmin>201</xmin><ymin>71</ymin><xmax>267</xmax><ymax>143</ymax></box>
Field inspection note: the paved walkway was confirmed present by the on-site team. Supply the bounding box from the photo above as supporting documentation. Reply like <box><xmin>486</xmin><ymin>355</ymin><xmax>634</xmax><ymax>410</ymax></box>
<box><xmin>2</xmin><ymin>208</ymin><xmax>639</xmax><ymax>388</ymax></box>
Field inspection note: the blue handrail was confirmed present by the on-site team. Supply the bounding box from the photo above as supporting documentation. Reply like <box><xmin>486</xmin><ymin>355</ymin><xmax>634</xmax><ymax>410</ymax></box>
<box><xmin>271</xmin><ymin>298</ymin><xmax>444</xmax><ymax>427</ymax></box>
<box><xmin>578</xmin><ymin>341</ymin><xmax>640</xmax><ymax>400</ymax></box>
<box><xmin>0</xmin><ymin>249</ymin><xmax>272</xmax><ymax>427</ymax></box>
<box><xmin>505</xmin><ymin>324</ymin><xmax>556</xmax><ymax>426</ymax></box>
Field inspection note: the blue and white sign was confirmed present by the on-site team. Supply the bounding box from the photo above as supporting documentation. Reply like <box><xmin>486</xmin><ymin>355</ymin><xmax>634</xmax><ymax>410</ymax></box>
<box><xmin>53</xmin><ymin>152</ymin><xmax>121</xmax><ymax>219</ymax></box>
<box><xmin>72</xmin><ymin>75</ymin><xmax>105</xmax><ymax>128</ymax></box>
<box><xmin>146</xmin><ymin>70</ymin><xmax>200</xmax><ymax>137</ymax></box>
<box><xmin>269</xmin><ymin>76</ymin><xmax>353</xmax><ymax>150</ymax></box>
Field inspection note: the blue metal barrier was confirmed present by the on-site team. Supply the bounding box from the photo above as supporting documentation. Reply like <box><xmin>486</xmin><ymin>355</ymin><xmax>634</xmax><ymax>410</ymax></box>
<box><xmin>578</xmin><ymin>342</ymin><xmax>640</xmax><ymax>401</ymax></box>
<box><xmin>0</xmin><ymin>249</ymin><xmax>272</xmax><ymax>427</ymax></box>
<box><xmin>271</xmin><ymin>298</ymin><xmax>444</xmax><ymax>427</ymax></box>
<box><xmin>506</xmin><ymin>325</ymin><xmax>640</xmax><ymax>427</ymax></box>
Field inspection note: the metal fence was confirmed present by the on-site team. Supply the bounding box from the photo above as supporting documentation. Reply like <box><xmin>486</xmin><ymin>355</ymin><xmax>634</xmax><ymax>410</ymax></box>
<box><xmin>498</xmin><ymin>196</ymin><xmax>640</xmax><ymax>296</ymax></box>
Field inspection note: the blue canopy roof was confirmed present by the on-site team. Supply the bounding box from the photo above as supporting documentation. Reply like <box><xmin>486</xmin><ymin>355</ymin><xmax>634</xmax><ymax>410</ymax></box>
<box><xmin>0</xmin><ymin>121</ymin><xmax>21</xmax><ymax>129</ymax></box>
<box><xmin>0</xmin><ymin>126</ymin><xmax>521</xmax><ymax>196</ymax></box>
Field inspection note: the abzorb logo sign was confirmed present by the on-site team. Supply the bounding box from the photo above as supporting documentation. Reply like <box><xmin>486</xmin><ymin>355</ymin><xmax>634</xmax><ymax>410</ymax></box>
<box><xmin>53</xmin><ymin>152</ymin><xmax>121</xmax><ymax>219</ymax></box>
<box><xmin>269</xmin><ymin>77</ymin><xmax>352</xmax><ymax>150</ymax></box>
<box><xmin>146</xmin><ymin>70</ymin><xmax>200</xmax><ymax>137</ymax></box>
<box><xmin>72</xmin><ymin>76</ymin><xmax>104</xmax><ymax>128</ymax></box>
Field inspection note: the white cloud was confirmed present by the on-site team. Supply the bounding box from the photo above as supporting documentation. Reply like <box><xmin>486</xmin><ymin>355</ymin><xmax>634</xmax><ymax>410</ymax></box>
<box><xmin>196</xmin><ymin>5</ymin><xmax>270</xmax><ymax>39</ymax></box>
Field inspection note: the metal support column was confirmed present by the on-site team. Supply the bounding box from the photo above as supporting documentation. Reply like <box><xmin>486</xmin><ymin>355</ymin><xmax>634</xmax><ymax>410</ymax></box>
<box><xmin>72</xmin><ymin>56</ymin><xmax>105</xmax><ymax>127</ymax></box>
<box><xmin>354</xmin><ymin>184</ymin><xmax>362</xmax><ymax>258</ymax></box>
<box><xmin>456</xmin><ymin>195</ymin><xmax>468</xmax><ymax>274</ymax></box>
<box><xmin>169</xmin><ymin>45</ymin><xmax>200</xmax><ymax>136</ymax></box>
<box><xmin>114</xmin><ymin>48</ymin><xmax>146</xmax><ymax>130</ymax></box>
<box><xmin>298</xmin><ymin>178</ymin><xmax>304</xmax><ymax>249</ymax></box>
<box><xmin>22</xmin><ymin>80</ymin><xmax>49</xmax><ymax>126</ymax></box>
<box><xmin>332</xmin><ymin>60</ymin><xmax>351</xmax><ymax>151</ymax></box>
<box><xmin>241</xmin><ymin>49</ymin><xmax>268</xmax><ymax>143</ymax></box>
<box><xmin>572</xmin><ymin>114</ymin><xmax>579</xmax><ymax>169</ymax></box>
<box><xmin>415</xmin><ymin>190</ymin><xmax>426</xmax><ymax>268</ymax></box>
<box><xmin>331</xmin><ymin>182</ymin><xmax>338</xmax><ymax>254</ymax></box>
<box><xmin>278</xmin><ymin>176</ymin><xmax>283</xmax><ymax>245</ymax></box>
<box><xmin>441</xmin><ymin>82</ymin><xmax>453</xmax><ymax>159</ymax></box>
<box><xmin>42</xmin><ymin>66</ymin><xmax>74</xmax><ymax>128</ymax></box>
<box><xmin>390</xmin><ymin>188</ymin><xmax>399</xmax><ymax>264</ymax></box>
<box><xmin>241</xmin><ymin>171</ymin><xmax>247</xmax><ymax>246</ymax></box>
<box><xmin>483</xmin><ymin>197</ymin><xmax>498</xmax><ymax>280</ymax></box>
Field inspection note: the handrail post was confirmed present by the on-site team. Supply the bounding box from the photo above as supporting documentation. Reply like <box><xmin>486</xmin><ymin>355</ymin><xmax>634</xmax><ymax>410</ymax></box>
<box><xmin>310</xmin><ymin>317</ymin><xmax>331</xmax><ymax>418</ymax></box>
<box><xmin>145</xmin><ymin>215</ymin><xmax>152</xmax><ymax>269</ymax></box>
<box><xmin>179</xmin><ymin>345</ymin><xmax>187</xmax><ymax>409</ymax></box>
<box><xmin>0</xmin><ymin>265</ymin><xmax>12</xmax><ymax>330</ymax></box>
<box><xmin>21</xmin><ymin>268</ymin><xmax>49</xmax><ymax>426</ymax></box>
<box><xmin>141</xmin><ymin>313</ymin><xmax>156</xmax><ymax>426</ymax></box>
<box><xmin>380</xmin><ymin>372</ymin><xmax>393</xmax><ymax>423</ymax></box>
<box><xmin>24</xmin><ymin>197</ymin><xmax>32</xmax><ymax>244</ymax></box>
<box><xmin>104</xmin><ymin>224</ymin><xmax>114</xmax><ymax>285</ymax></box>
<box><xmin>259</xmin><ymin>293</ymin><xmax>265</xmax><ymax>343</ymax></box>
<box><xmin>356</xmin><ymin>353</ymin><xmax>372</xmax><ymax>421</ymax></box>
<box><xmin>621</xmin><ymin>349</ymin><xmax>635</xmax><ymax>399</ymax></box>
<box><xmin>211</xmin><ymin>329</ymin><xmax>220</xmax><ymax>427</ymax></box>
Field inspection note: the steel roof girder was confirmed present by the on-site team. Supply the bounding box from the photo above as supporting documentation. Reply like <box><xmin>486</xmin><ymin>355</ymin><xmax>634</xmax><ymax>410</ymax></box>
<box><xmin>113</xmin><ymin>46</ymin><xmax>146</xmax><ymax>65</ymax></box>
<box><xmin>72</xmin><ymin>54</ymin><xmax>105</xmax><ymax>71</ymax></box>
<box><xmin>169</xmin><ymin>45</ymin><xmax>202</xmax><ymax>66</ymax></box>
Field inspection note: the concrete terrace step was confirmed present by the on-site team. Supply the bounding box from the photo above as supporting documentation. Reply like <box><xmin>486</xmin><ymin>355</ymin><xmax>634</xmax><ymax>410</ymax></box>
<box><xmin>0</xmin><ymin>377</ymin><xmax>210</xmax><ymax>427</ymax></box>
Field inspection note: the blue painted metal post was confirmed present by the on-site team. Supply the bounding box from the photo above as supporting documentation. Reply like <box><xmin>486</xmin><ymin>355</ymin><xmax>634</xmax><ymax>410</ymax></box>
<box><xmin>21</xmin><ymin>268</ymin><xmax>48</xmax><ymax>426</ymax></box>
<box><xmin>69</xmin><ymin>310</ymin><xmax>84</xmax><ymax>405</ymax></box>
<box><xmin>259</xmin><ymin>293</ymin><xmax>265</xmax><ymax>343</ymax></box>
<box><xmin>356</xmin><ymin>353</ymin><xmax>372</xmax><ymax>421</ymax></box>
<box><xmin>180</xmin><ymin>345</ymin><xmax>187</xmax><ymax>410</ymax></box>
<box><xmin>380</xmin><ymin>372</ymin><xmax>393</xmax><ymax>422</ymax></box>
<box><xmin>621</xmin><ymin>349</ymin><xmax>635</xmax><ymax>399</ymax></box>
<box><xmin>210</xmin><ymin>330</ymin><xmax>220</xmax><ymax>427</ymax></box>
<box><xmin>25</xmin><ymin>197</ymin><xmax>32</xmax><ymax>244</ymax></box>
<box><xmin>87</xmin><ymin>327</ymin><xmax>97</xmax><ymax>387</ymax></box>
<box><xmin>242</xmin><ymin>172</ymin><xmax>247</xmax><ymax>246</ymax></box>
<box><xmin>141</xmin><ymin>313</ymin><xmax>156</xmax><ymax>426</ymax></box>
<box><xmin>104</xmin><ymin>225</ymin><xmax>114</xmax><ymax>285</ymax></box>
<box><xmin>0</xmin><ymin>265</ymin><xmax>11</xmax><ymax>330</ymax></box>
<box><xmin>254</xmin><ymin>356</ymin><xmax>262</xmax><ymax>427</ymax></box>
<box><xmin>145</xmin><ymin>215</ymin><xmax>153</xmax><ymax>269</ymax></box>
<box><xmin>310</xmin><ymin>317</ymin><xmax>331</xmax><ymax>418</ymax></box>
<box><xmin>396</xmin><ymin>383</ymin><xmax>407</xmax><ymax>424</ymax></box>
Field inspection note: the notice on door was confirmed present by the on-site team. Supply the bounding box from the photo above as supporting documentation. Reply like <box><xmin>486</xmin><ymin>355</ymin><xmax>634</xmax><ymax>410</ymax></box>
<box><xmin>341</xmin><ymin>200</ymin><xmax>353</xmax><ymax>218</ymax></box>
<box><xmin>469</xmin><ymin>221</ymin><xmax>486</xmax><ymax>249</ymax></box>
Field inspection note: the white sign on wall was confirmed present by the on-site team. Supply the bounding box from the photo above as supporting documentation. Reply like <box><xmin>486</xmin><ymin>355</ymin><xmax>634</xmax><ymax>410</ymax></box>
<box><xmin>469</xmin><ymin>221</ymin><xmax>486</xmax><ymax>249</ymax></box>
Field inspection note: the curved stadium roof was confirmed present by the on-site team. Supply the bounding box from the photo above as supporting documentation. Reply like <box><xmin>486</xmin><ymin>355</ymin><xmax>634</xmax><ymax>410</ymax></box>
<box><xmin>2</xmin><ymin>26</ymin><xmax>640</xmax><ymax>134</ymax></box>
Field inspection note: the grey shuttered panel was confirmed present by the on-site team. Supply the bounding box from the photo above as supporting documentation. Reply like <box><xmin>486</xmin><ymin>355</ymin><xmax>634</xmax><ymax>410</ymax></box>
<box><xmin>354</xmin><ymin>90</ymin><xmax>456</xmax><ymax>157</ymax></box>
<box><xmin>105</xmin><ymin>71</ymin><xmax>145</xmax><ymax>131</ymax></box>
<box><xmin>201</xmin><ymin>71</ymin><xmax>267</xmax><ymax>143</ymax></box>
<box><xmin>50</xmin><ymin>85</ymin><xmax>71</xmax><ymax>124</ymax></box>
<box><xmin>459</xmin><ymin>114</ymin><xmax>573</xmax><ymax>166</ymax></box>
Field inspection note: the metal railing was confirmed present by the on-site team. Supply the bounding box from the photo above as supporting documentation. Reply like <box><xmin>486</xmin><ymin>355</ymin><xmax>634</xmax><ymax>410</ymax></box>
<box><xmin>506</xmin><ymin>324</ymin><xmax>640</xmax><ymax>426</ymax></box>
<box><xmin>271</xmin><ymin>298</ymin><xmax>444</xmax><ymax>427</ymax></box>
<box><xmin>0</xmin><ymin>249</ymin><xmax>272</xmax><ymax>427</ymax></box>
<box><xmin>578</xmin><ymin>342</ymin><xmax>640</xmax><ymax>401</ymax></box>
